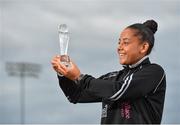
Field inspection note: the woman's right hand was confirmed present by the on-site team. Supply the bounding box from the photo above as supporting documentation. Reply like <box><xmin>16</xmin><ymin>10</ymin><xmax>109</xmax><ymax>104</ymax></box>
<box><xmin>51</xmin><ymin>55</ymin><xmax>81</xmax><ymax>81</ymax></box>
<box><xmin>51</xmin><ymin>55</ymin><xmax>69</xmax><ymax>75</ymax></box>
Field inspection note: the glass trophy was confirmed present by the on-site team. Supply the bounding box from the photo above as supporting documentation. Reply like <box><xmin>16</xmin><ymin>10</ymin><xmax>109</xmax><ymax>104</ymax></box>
<box><xmin>58</xmin><ymin>24</ymin><xmax>70</xmax><ymax>67</ymax></box>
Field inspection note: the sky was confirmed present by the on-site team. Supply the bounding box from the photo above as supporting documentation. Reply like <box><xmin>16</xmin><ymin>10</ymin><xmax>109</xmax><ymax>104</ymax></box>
<box><xmin>0</xmin><ymin>0</ymin><xmax>180</xmax><ymax>124</ymax></box>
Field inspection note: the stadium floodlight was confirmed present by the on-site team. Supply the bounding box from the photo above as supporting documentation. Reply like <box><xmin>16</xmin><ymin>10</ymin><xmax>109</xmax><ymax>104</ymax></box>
<box><xmin>5</xmin><ymin>62</ymin><xmax>41</xmax><ymax>124</ymax></box>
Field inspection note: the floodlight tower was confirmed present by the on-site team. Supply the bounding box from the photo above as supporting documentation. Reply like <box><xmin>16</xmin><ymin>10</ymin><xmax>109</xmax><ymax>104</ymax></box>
<box><xmin>6</xmin><ymin>62</ymin><xmax>41</xmax><ymax>124</ymax></box>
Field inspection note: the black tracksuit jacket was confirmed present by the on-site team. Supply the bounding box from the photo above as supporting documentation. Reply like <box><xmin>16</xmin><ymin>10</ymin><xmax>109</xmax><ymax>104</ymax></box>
<box><xmin>57</xmin><ymin>57</ymin><xmax>166</xmax><ymax>124</ymax></box>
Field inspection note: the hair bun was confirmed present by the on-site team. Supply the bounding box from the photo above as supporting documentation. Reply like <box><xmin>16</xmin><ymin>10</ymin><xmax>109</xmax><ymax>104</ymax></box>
<box><xmin>143</xmin><ymin>20</ymin><xmax>158</xmax><ymax>34</ymax></box>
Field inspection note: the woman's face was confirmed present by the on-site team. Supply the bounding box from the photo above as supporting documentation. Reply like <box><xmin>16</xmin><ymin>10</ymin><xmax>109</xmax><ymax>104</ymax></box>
<box><xmin>117</xmin><ymin>28</ymin><xmax>148</xmax><ymax>65</ymax></box>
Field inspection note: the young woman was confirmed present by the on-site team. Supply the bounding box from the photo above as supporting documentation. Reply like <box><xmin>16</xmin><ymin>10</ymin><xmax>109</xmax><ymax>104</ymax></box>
<box><xmin>51</xmin><ymin>20</ymin><xmax>166</xmax><ymax>124</ymax></box>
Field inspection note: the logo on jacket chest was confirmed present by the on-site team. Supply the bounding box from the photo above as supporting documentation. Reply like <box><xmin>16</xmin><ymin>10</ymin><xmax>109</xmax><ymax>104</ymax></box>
<box><xmin>120</xmin><ymin>101</ymin><xmax>131</xmax><ymax>119</ymax></box>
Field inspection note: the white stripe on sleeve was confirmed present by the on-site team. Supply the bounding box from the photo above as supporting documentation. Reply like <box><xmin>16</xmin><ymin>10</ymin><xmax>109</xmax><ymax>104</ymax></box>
<box><xmin>112</xmin><ymin>74</ymin><xmax>133</xmax><ymax>101</ymax></box>
<box><xmin>110</xmin><ymin>73</ymin><xmax>133</xmax><ymax>100</ymax></box>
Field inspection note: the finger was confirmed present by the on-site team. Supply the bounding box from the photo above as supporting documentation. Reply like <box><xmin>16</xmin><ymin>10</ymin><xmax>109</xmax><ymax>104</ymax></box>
<box><xmin>52</xmin><ymin>55</ymin><xmax>60</xmax><ymax>62</ymax></box>
<box><xmin>54</xmin><ymin>58</ymin><xmax>60</xmax><ymax>63</ymax></box>
<box><xmin>51</xmin><ymin>61</ymin><xmax>59</xmax><ymax>69</ymax></box>
<box><xmin>52</xmin><ymin>56</ymin><xmax>61</xmax><ymax>63</ymax></box>
<box><xmin>51</xmin><ymin>60</ymin><xmax>57</xmax><ymax>65</ymax></box>
<box><xmin>51</xmin><ymin>60</ymin><xmax>61</xmax><ymax>70</ymax></box>
<box><xmin>57</xmin><ymin>65</ymin><xmax>67</xmax><ymax>75</ymax></box>
<box><xmin>52</xmin><ymin>65</ymin><xmax>59</xmax><ymax>72</ymax></box>
<box><xmin>52</xmin><ymin>55</ymin><xmax>59</xmax><ymax>60</ymax></box>
<box><xmin>59</xmin><ymin>62</ymin><xmax>68</xmax><ymax>72</ymax></box>
<box><xmin>51</xmin><ymin>59</ymin><xmax>59</xmax><ymax>64</ymax></box>
<box><xmin>51</xmin><ymin>58</ymin><xmax>59</xmax><ymax>65</ymax></box>
<box><xmin>57</xmin><ymin>69</ymin><xmax>66</xmax><ymax>75</ymax></box>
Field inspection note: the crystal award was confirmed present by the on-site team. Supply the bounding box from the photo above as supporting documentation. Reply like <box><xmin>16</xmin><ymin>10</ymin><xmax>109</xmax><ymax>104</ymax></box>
<box><xmin>58</xmin><ymin>24</ymin><xmax>70</xmax><ymax>67</ymax></box>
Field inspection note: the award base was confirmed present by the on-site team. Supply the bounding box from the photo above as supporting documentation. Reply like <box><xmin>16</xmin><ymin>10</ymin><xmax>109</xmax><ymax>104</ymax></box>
<box><xmin>60</xmin><ymin>55</ymin><xmax>71</xmax><ymax>68</ymax></box>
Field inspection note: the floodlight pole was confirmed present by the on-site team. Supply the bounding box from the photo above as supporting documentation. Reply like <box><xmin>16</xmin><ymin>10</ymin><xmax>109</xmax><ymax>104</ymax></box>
<box><xmin>5</xmin><ymin>62</ymin><xmax>41</xmax><ymax>124</ymax></box>
<box><xmin>20</xmin><ymin>64</ymin><xmax>25</xmax><ymax>124</ymax></box>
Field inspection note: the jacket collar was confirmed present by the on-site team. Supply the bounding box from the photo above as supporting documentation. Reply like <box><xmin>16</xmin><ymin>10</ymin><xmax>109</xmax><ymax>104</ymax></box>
<box><xmin>123</xmin><ymin>55</ymin><xmax>150</xmax><ymax>69</ymax></box>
